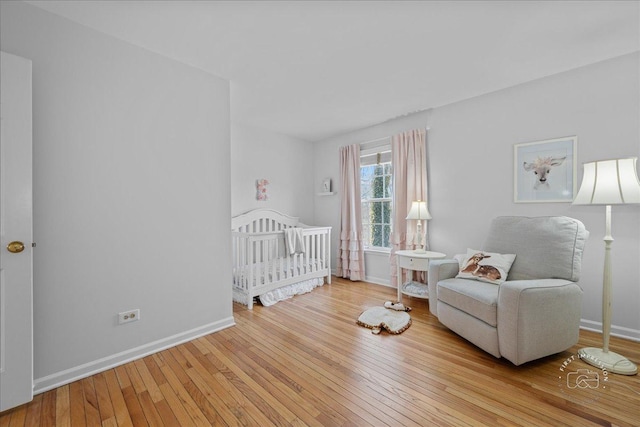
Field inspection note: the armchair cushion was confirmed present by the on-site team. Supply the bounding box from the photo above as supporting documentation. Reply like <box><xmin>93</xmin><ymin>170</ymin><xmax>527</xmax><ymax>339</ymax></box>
<box><xmin>438</xmin><ymin>278</ymin><xmax>498</xmax><ymax>326</ymax></box>
<box><xmin>482</xmin><ymin>216</ymin><xmax>587</xmax><ymax>282</ymax></box>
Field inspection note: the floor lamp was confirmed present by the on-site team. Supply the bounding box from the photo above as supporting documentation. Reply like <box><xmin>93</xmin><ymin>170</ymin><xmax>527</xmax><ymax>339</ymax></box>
<box><xmin>406</xmin><ymin>200</ymin><xmax>431</xmax><ymax>254</ymax></box>
<box><xmin>573</xmin><ymin>157</ymin><xmax>640</xmax><ymax>375</ymax></box>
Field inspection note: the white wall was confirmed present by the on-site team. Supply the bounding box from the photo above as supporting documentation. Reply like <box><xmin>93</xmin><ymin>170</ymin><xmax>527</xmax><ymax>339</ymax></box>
<box><xmin>231</xmin><ymin>121</ymin><xmax>315</xmax><ymax>223</ymax></box>
<box><xmin>314</xmin><ymin>53</ymin><xmax>640</xmax><ymax>340</ymax></box>
<box><xmin>1</xmin><ymin>1</ymin><xmax>233</xmax><ymax>391</ymax></box>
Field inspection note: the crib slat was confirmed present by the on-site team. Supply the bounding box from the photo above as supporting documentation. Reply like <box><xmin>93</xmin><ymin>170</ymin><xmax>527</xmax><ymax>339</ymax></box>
<box><xmin>310</xmin><ymin>232</ymin><xmax>316</xmax><ymax>272</ymax></box>
<box><xmin>306</xmin><ymin>233</ymin><xmax>311</xmax><ymax>274</ymax></box>
<box><xmin>322</xmin><ymin>232</ymin><xmax>326</xmax><ymax>271</ymax></box>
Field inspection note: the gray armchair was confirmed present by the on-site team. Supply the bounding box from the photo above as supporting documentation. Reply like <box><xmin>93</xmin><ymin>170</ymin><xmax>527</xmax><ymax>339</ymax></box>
<box><xmin>428</xmin><ymin>216</ymin><xmax>588</xmax><ymax>365</ymax></box>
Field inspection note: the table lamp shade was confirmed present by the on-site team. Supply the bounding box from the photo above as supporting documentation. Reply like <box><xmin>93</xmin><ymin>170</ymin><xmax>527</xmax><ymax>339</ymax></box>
<box><xmin>573</xmin><ymin>158</ymin><xmax>640</xmax><ymax>205</ymax></box>
<box><xmin>406</xmin><ymin>201</ymin><xmax>432</xmax><ymax>220</ymax></box>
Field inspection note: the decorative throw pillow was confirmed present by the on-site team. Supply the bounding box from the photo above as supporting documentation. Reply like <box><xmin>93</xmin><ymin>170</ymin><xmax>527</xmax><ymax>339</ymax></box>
<box><xmin>456</xmin><ymin>248</ymin><xmax>516</xmax><ymax>285</ymax></box>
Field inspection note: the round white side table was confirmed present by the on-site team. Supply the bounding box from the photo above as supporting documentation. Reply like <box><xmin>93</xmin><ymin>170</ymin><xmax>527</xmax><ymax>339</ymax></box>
<box><xmin>395</xmin><ymin>250</ymin><xmax>446</xmax><ymax>301</ymax></box>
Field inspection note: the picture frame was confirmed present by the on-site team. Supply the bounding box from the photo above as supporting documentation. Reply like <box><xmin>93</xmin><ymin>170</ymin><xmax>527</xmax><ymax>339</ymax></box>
<box><xmin>322</xmin><ymin>178</ymin><xmax>332</xmax><ymax>193</ymax></box>
<box><xmin>256</xmin><ymin>178</ymin><xmax>269</xmax><ymax>201</ymax></box>
<box><xmin>514</xmin><ymin>136</ymin><xmax>577</xmax><ymax>203</ymax></box>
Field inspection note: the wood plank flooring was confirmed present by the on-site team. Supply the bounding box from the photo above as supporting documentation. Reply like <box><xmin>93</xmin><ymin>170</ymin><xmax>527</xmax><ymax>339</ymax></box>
<box><xmin>2</xmin><ymin>277</ymin><xmax>639</xmax><ymax>426</ymax></box>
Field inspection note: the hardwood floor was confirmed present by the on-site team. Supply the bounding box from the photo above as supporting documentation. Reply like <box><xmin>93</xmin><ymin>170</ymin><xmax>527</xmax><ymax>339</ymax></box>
<box><xmin>2</xmin><ymin>277</ymin><xmax>640</xmax><ymax>426</ymax></box>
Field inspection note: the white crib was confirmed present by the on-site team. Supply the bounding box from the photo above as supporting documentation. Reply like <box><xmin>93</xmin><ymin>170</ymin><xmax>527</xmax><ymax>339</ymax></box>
<box><xmin>231</xmin><ymin>208</ymin><xmax>332</xmax><ymax>309</ymax></box>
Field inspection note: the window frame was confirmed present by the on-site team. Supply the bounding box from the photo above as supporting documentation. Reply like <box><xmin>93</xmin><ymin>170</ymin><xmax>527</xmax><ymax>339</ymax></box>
<box><xmin>360</xmin><ymin>147</ymin><xmax>393</xmax><ymax>252</ymax></box>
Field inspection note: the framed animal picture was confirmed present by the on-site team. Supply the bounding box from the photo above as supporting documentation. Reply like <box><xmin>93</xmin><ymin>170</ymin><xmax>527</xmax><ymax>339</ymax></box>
<box><xmin>514</xmin><ymin>136</ymin><xmax>577</xmax><ymax>203</ymax></box>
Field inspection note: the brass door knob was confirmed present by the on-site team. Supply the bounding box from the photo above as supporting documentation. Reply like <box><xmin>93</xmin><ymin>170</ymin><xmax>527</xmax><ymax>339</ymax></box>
<box><xmin>7</xmin><ymin>241</ymin><xmax>25</xmax><ymax>253</ymax></box>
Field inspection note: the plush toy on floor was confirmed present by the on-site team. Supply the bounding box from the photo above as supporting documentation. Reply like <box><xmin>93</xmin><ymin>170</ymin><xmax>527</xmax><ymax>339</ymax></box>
<box><xmin>357</xmin><ymin>305</ymin><xmax>412</xmax><ymax>334</ymax></box>
<box><xmin>384</xmin><ymin>301</ymin><xmax>412</xmax><ymax>312</ymax></box>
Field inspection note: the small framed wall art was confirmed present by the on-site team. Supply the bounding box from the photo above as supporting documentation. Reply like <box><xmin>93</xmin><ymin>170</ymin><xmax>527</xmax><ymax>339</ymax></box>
<box><xmin>322</xmin><ymin>178</ymin><xmax>332</xmax><ymax>193</ymax></box>
<box><xmin>256</xmin><ymin>178</ymin><xmax>269</xmax><ymax>201</ymax></box>
<box><xmin>514</xmin><ymin>136</ymin><xmax>577</xmax><ymax>203</ymax></box>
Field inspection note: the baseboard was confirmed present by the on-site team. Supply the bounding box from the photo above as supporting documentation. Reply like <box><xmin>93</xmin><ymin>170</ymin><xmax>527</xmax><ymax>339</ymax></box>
<box><xmin>580</xmin><ymin>319</ymin><xmax>640</xmax><ymax>343</ymax></box>
<box><xmin>331</xmin><ymin>269</ymin><xmax>391</xmax><ymax>287</ymax></box>
<box><xmin>33</xmin><ymin>316</ymin><xmax>236</xmax><ymax>394</ymax></box>
<box><xmin>364</xmin><ymin>276</ymin><xmax>391</xmax><ymax>287</ymax></box>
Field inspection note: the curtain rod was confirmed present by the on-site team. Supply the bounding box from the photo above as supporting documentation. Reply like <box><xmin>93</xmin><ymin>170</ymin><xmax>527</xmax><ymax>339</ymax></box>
<box><xmin>359</xmin><ymin>127</ymin><xmax>430</xmax><ymax>148</ymax></box>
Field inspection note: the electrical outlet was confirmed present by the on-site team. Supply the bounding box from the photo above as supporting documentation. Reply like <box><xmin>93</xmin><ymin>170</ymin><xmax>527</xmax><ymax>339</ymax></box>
<box><xmin>118</xmin><ymin>309</ymin><xmax>140</xmax><ymax>324</ymax></box>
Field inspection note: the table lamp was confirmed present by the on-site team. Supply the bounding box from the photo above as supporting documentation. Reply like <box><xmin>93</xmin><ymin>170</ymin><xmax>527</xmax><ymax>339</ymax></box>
<box><xmin>406</xmin><ymin>200</ymin><xmax>431</xmax><ymax>254</ymax></box>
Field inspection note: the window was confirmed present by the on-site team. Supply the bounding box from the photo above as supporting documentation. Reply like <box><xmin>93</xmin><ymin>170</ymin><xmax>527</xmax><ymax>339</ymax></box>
<box><xmin>360</xmin><ymin>150</ymin><xmax>393</xmax><ymax>250</ymax></box>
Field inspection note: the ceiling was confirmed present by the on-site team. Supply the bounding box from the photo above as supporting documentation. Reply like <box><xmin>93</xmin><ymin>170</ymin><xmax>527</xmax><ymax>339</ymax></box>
<box><xmin>27</xmin><ymin>1</ymin><xmax>640</xmax><ymax>142</ymax></box>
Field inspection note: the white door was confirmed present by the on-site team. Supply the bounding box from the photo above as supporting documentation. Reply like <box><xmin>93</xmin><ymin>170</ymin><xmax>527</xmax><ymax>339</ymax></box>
<box><xmin>0</xmin><ymin>51</ymin><xmax>34</xmax><ymax>412</ymax></box>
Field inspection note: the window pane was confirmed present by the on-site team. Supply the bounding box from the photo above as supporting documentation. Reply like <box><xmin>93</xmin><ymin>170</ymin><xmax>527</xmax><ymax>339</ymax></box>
<box><xmin>361</xmin><ymin>201</ymin><xmax>370</xmax><ymax>225</ymax></box>
<box><xmin>371</xmin><ymin>201</ymin><xmax>382</xmax><ymax>223</ymax></box>
<box><xmin>382</xmin><ymin>201</ymin><xmax>391</xmax><ymax>223</ymax></box>
<box><xmin>373</xmin><ymin>176</ymin><xmax>384</xmax><ymax>198</ymax></box>
<box><xmin>384</xmin><ymin>175</ymin><xmax>392</xmax><ymax>198</ymax></box>
<box><xmin>362</xmin><ymin>225</ymin><xmax>371</xmax><ymax>247</ymax></box>
<box><xmin>360</xmin><ymin>166</ymin><xmax>374</xmax><ymax>199</ymax></box>
<box><xmin>372</xmin><ymin>224</ymin><xmax>383</xmax><ymax>247</ymax></box>
<box><xmin>383</xmin><ymin>224</ymin><xmax>391</xmax><ymax>247</ymax></box>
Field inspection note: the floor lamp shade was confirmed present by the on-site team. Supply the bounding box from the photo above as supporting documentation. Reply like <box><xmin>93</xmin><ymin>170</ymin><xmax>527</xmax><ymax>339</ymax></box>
<box><xmin>406</xmin><ymin>201</ymin><xmax>431</xmax><ymax>253</ymax></box>
<box><xmin>573</xmin><ymin>158</ymin><xmax>640</xmax><ymax>205</ymax></box>
<box><xmin>573</xmin><ymin>157</ymin><xmax>640</xmax><ymax>375</ymax></box>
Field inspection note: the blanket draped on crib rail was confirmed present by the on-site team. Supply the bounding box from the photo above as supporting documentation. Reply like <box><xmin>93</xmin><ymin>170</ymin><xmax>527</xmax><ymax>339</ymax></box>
<box><xmin>284</xmin><ymin>227</ymin><xmax>306</xmax><ymax>255</ymax></box>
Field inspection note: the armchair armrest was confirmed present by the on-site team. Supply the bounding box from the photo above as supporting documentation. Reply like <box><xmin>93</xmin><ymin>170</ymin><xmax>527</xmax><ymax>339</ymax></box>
<box><xmin>427</xmin><ymin>259</ymin><xmax>460</xmax><ymax>317</ymax></box>
<box><xmin>497</xmin><ymin>279</ymin><xmax>583</xmax><ymax>365</ymax></box>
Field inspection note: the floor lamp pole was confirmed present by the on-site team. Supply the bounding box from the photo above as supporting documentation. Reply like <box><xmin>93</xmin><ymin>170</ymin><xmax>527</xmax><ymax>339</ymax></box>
<box><xmin>578</xmin><ymin>205</ymin><xmax>637</xmax><ymax>375</ymax></box>
<box><xmin>602</xmin><ymin>204</ymin><xmax>613</xmax><ymax>354</ymax></box>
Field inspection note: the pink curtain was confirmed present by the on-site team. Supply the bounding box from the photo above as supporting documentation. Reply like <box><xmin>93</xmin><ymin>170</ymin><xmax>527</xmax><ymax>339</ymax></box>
<box><xmin>390</xmin><ymin>129</ymin><xmax>428</xmax><ymax>288</ymax></box>
<box><xmin>336</xmin><ymin>144</ymin><xmax>365</xmax><ymax>281</ymax></box>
